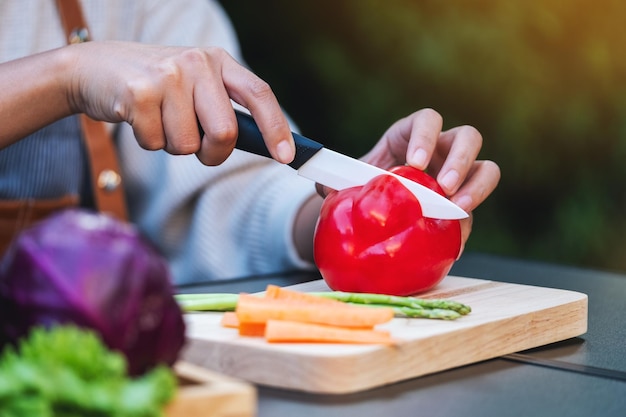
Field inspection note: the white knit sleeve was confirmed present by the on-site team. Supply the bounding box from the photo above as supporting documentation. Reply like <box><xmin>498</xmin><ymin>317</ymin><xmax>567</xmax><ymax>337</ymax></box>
<box><xmin>117</xmin><ymin>129</ymin><xmax>317</xmax><ymax>284</ymax></box>
<box><xmin>113</xmin><ymin>0</ymin><xmax>318</xmax><ymax>284</ymax></box>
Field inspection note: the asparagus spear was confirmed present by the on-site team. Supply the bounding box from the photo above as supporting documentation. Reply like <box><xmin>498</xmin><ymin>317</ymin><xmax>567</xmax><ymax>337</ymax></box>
<box><xmin>309</xmin><ymin>292</ymin><xmax>471</xmax><ymax>315</ymax></box>
<box><xmin>175</xmin><ymin>293</ymin><xmax>239</xmax><ymax>311</ymax></box>
<box><xmin>345</xmin><ymin>303</ymin><xmax>462</xmax><ymax>320</ymax></box>
<box><xmin>175</xmin><ymin>291</ymin><xmax>470</xmax><ymax>320</ymax></box>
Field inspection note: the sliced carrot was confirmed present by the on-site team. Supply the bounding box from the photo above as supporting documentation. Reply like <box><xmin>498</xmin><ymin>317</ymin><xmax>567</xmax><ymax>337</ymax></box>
<box><xmin>220</xmin><ymin>311</ymin><xmax>266</xmax><ymax>336</ymax></box>
<box><xmin>236</xmin><ymin>293</ymin><xmax>394</xmax><ymax>328</ymax></box>
<box><xmin>220</xmin><ymin>311</ymin><xmax>240</xmax><ymax>328</ymax></box>
<box><xmin>238</xmin><ymin>321</ymin><xmax>266</xmax><ymax>337</ymax></box>
<box><xmin>223</xmin><ymin>286</ymin><xmax>396</xmax><ymax>345</ymax></box>
<box><xmin>264</xmin><ymin>285</ymin><xmax>346</xmax><ymax>306</ymax></box>
<box><xmin>264</xmin><ymin>320</ymin><xmax>395</xmax><ymax>345</ymax></box>
<box><xmin>263</xmin><ymin>286</ymin><xmax>386</xmax><ymax>328</ymax></box>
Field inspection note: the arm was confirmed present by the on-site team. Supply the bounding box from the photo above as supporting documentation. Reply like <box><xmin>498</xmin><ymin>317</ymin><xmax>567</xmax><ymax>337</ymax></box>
<box><xmin>0</xmin><ymin>49</ymin><xmax>74</xmax><ymax>148</ymax></box>
<box><xmin>292</xmin><ymin>194</ymin><xmax>324</xmax><ymax>263</ymax></box>
<box><xmin>0</xmin><ymin>41</ymin><xmax>295</xmax><ymax>165</ymax></box>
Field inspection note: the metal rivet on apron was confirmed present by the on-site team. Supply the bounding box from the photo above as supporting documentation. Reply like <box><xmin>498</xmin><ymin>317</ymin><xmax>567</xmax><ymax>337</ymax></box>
<box><xmin>69</xmin><ymin>27</ymin><xmax>90</xmax><ymax>44</ymax></box>
<box><xmin>97</xmin><ymin>169</ymin><xmax>121</xmax><ymax>192</ymax></box>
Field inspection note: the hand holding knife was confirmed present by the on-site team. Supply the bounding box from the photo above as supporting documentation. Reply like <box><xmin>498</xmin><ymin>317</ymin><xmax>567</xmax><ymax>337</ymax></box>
<box><xmin>199</xmin><ymin>110</ymin><xmax>469</xmax><ymax>220</ymax></box>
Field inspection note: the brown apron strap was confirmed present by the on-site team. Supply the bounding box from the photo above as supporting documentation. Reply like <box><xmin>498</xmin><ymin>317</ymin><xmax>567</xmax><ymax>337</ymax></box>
<box><xmin>55</xmin><ymin>0</ymin><xmax>90</xmax><ymax>44</ymax></box>
<box><xmin>54</xmin><ymin>0</ymin><xmax>129</xmax><ymax>221</ymax></box>
<box><xmin>0</xmin><ymin>195</ymin><xmax>80</xmax><ymax>255</ymax></box>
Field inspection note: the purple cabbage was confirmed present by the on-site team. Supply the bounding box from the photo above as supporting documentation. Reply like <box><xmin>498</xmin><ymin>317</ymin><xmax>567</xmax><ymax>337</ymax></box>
<box><xmin>0</xmin><ymin>209</ymin><xmax>186</xmax><ymax>376</ymax></box>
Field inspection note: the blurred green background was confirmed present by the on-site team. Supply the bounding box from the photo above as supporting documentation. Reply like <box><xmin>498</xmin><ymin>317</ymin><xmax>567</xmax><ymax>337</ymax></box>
<box><xmin>220</xmin><ymin>0</ymin><xmax>626</xmax><ymax>273</ymax></box>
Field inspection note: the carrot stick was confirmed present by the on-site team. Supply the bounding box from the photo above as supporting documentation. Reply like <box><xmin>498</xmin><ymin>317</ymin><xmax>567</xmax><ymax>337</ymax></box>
<box><xmin>220</xmin><ymin>311</ymin><xmax>266</xmax><ymax>336</ymax></box>
<box><xmin>264</xmin><ymin>320</ymin><xmax>395</xmax><ymax>345</ymax></box>
<box><xmin>238</xmin><ymin>322</ymin><xmax>266</xmax><ymax>337</ymax></box>
<box><xmin>236</xmin><ymin>293</ymin><xmax>394</xmax><ymax>328</ymax></box>
<box><xmin>220</xmin><ymin>311</ymin><xmax>240</xmax><ymax>328</ymax></box>
<box><xmin>264</xmin><ymin>285</ymin><xmax>346</xmax><ymax>307</ymax></box>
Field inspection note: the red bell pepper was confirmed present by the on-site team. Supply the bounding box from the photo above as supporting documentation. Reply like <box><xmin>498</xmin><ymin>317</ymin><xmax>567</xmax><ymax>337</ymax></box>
<box><xmin>313</xmin><ymin>166</ymin><xmax>461</xmax><ymax>296</ymax></box>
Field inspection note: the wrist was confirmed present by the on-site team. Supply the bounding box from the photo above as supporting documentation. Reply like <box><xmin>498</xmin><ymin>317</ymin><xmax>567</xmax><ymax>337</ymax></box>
<box><xmin>293</xmin><ymin>193</ymin><xmax>324</xmax><ymax>263</ymax></box>
<box><xmin>55</xmin><ymin>43</ymin><xmax>86</xmax><ymax>115</ymax></box>
<box><xmin>0</xmin><ymin>46</ymin><xmax>79</xmax><ymax>146</ymax></box>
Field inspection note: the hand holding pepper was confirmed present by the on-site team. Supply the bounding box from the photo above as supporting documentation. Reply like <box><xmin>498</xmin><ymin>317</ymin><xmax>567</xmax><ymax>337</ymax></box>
<box><xmin>357</xmin><ymin>108</ymin><xmax>501</xmax><ymax>252</ymax></box>
<box><xmin>297</xmin><ymin>108</ymin><xmax>500</xmax><ymax>278</ymax></box>
<box><xmin>310</xmin><ymin>109</ymin><xmax>501</xmax><ymax>295</ymax></box>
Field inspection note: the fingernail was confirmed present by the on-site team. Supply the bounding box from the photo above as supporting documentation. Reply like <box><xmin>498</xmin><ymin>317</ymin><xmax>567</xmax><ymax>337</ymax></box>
<box><xmin>410</xmin><ymin>148</ymin><xmax>428</xmax><ymax>168</ymax></box>
<box><xmin>276</xmin><ymin>140</ymin><xmax>295</xmax><ymax>164</ymax></box>
<box><xmin>440</xmin><ymin>170</ymin><xmax>459</xmax><ymax>192</ymax></box>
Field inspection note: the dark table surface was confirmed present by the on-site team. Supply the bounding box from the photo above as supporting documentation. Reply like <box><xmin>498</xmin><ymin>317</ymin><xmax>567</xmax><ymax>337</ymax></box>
<box><xmin>177</xmin><ymin>252</ymin><xmax>626</xmax><ymax>417</ymax></box>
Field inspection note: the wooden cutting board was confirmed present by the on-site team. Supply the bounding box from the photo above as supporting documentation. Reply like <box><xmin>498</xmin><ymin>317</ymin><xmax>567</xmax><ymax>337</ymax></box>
<box><xmin>166</xmin><ymin>362</ymin><xmax>256</xmax><ymax>417</ymax></box>
<box><xmin>181</xmin><ymin>276</ymin><xmax>587</xmax><ymax>394</ymax></box>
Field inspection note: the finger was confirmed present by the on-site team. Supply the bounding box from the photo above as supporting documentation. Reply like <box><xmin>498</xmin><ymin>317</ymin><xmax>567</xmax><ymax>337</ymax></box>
<box><xmin>434</xmin><ymin>125</ymin><xmax>483</xmax><ymax>196</ymax></box>
<box><xmin>116</xmin><ymin>66</ymin><xmax>167</xmax><ymax>151</ymax></box>
<box><xmin>195</xmin><ymin>124</ymin><xmax>237</xmax><ymax>166</ymax></box>
<box><xmin>220</xmin><ymin>53</ymin><xmax>294</xmax><ymax>164</ymax></box>
<box><xmin>458</xmin><ymin>213</ymin><xmax>474</xmax><ymax>258</ymax></box>
<box><xmin>363</xmin><ymin>108</ymin><xmax>444</xmax><ymax>169</ymax></box>
<box><xmin>449</xmin><ymin>160</ymin><xmax>501</xmax><ymax>212</ymax></box>
<box><xmin>193</xmin><ymin>56</ymin><xmax>239</xmax><ymax>166</ymax></box>
<box><xmin>405</xmin><ymin>108</ymin><xmax>443</xmax><ymax>169</ymax></box>
<box><xmin>160</xmin><ymin>67</ymin><xmax>202</xmax><ymax>155</ymax></box>
<box><xmin>194</xmin><ymin>92</ymin><xmax>238</xmax><ymax>166</ymax></box>
<box><xmin>128</xmin><ymin>106</ymin><xmax>167</xmax><ymax>151</ymax></box>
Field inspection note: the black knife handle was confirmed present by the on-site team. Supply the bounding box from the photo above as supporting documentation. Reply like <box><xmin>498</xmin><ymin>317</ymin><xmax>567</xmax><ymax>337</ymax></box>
<box><xmin>197</xmin><ymin>110</ymin><xmax>324</xmax><ymax>170</ymax></box>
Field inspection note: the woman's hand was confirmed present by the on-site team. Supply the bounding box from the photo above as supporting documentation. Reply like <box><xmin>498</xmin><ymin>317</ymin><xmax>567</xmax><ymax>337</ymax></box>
<box><xmin>360</xmin><ymin>108</ymin><xmax>501</xmax><ymax>251</ymax></box>
<box><xmin>67</xmin><ymin>41</ymin><xmax>295</xmax><ymax>165</ymax></box>
<box><xmin>0</xmin><ymin>41</ymin><xmax>295</xmax><ymax>165</ymax></box>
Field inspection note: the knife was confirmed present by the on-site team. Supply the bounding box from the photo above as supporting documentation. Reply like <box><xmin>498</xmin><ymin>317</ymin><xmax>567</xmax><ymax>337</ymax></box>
<box><xmin>200</xmin><ymin>110</ymin><xmax>468</xmax><ymax>220</ymax></box>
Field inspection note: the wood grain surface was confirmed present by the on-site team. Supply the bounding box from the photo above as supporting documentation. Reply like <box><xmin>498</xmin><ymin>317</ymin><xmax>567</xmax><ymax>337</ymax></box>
<box><xmin>166</xmin><ymin>361</ymin><xmax>256</xmax><ymax>417</ymax></box>
<box><xmin>181</xmin><ymin>276</ymin><xmax>588</xmax><ymax>394</ymax></box>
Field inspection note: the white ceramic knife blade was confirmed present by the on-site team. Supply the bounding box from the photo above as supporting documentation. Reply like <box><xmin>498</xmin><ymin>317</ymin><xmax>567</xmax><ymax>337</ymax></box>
<box><xmin>210</xmin><ymin>110</ymin><xmax>469</xmax><ymax>220</ymax></box>
<box><xmin>296</xmin><ymin>148</ymin><xmax>468</xmax><ymax>220</ymax></box>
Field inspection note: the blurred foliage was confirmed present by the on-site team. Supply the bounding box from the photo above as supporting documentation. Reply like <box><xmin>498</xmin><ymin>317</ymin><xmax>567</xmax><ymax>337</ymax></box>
<box><xmin>220</xmin><ymin>0</ymin><xmax>626</xmax><ymax>273</ymax></box>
